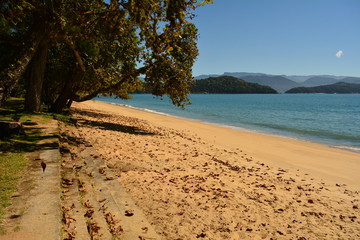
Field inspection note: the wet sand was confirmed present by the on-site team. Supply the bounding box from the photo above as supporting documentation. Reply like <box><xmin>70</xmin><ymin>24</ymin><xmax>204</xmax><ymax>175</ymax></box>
<box><xmin>67</xmin><ymin>100</ymin><xmax>360</xmax><ymax>239</ymax></box>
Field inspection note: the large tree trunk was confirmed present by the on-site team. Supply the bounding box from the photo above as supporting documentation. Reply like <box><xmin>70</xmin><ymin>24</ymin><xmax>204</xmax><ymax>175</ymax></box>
<box><xmin>0</xmin><ymin>34</ymin><xmax>42</xmax><ymax>106</ymax></box>
<box><xmin>24</xmin><ymin>36</ymin><xmax>50</xmax><ymax>112</ymax></box>
<box><xmin>50</xmin><ymin>76</ymin><xmax>77</xmax><ymax>113</ymax></box>
<box><xmin>50</xmin><ymin>66</ymin><xmax>90</xmax><ymax>113</ymax></box>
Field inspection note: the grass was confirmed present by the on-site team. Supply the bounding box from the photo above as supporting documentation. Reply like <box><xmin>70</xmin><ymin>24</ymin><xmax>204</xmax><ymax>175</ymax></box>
<box><xmin>0</xmin><ymin>97</ymin><xmax>70</xmax><ymax>233</ymax></box>
<box><xmin>0</xmin><ymin>98</ymin><xmax>38</xmax><ymax>232</ymax></box>
<box><xmin>0</xmin><ymin>153</ymin><xmax>28</xmax><ymax>219</ymax></box>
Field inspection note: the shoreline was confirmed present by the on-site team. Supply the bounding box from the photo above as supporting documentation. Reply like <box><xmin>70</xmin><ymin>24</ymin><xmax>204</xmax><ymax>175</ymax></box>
<box><xmin>84</xmin><ymin>100</ymin><xmax>360</xmax><ymax>190</ymax></box>
<box><xmin>67</xmin><ymin>100</ymin><xmax>360</xmax><ymax>239</ymax></box>
<box><xmin>99</xmin><ymin>98</ymin><xmax>360</xmax><ymax>154</ymax></box>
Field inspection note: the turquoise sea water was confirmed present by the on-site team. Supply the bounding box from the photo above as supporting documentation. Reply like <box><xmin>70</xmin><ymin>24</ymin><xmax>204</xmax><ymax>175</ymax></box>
<box><xmin>96</xmin><ymin>94</ymin><xmax>360</xmax><ymax>152</ymax></box>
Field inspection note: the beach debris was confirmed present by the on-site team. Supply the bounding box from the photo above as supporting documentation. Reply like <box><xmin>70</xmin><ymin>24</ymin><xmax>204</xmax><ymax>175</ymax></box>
<box><xmin>62</xmin><ymin>189</ymin><xmax>70</xmax><ymax>194</ymax></box>
<box><xmin>125</xmin><ymin>209</ymin><xmax>134</xmax><ymax>216</ymax></box>
<box><xmin>349</xmin><ymin>216</ymin><xmax>357</xmax><ymax>222</ymax></box>
<box><xmin>111</xmin><ymin>225</ymin><xmax>124</xmax><ymax>236</ymax></box>
<box><xmin>62</xmin><ymin>206</ymin><xmax>71</xmax><ymax>212</ymax></box>
<box><xmin>84</xmin><ymin>209</ymin><xmax>94</xmax><ymax>218</ymax></box>
<box><xmin>98</xmin><ymin>198</ymin><xmax>107</xmax><ymax>203</ymax></box>
<box><xmin>87</xmin><ymin>222</ymin><xmax>101</xmax><ymax>237</ymax></box>
<box><xmin>196</xmin><ymin>232</ymin><xmax>206</xmax><ymax>238</ymax></box>
<box><xmin>104</xmin><ymin>212</ymin><xmax>123</xmax><ymax>235</ymax></box>
<box><xmin>62</xmin><ymin>212</ymin><xmax>76</xmax><ymax>225</ymax></box>
<box><xmin>62</xmin><ymin>178</ymin><xmax>74</xmax><ymax>186</ymax></box>
<box><xmin>84</xmin><ymin>200</ymin><xmax>93</xmax><ymax>208</ymax></box>
<box><xmin>235</xmin><ymin>223</ymin><xmax>242</xmax><ymax>230</ymax></box>
<box><xmin>78</xmin><ymin>181</ymin><xmax>86</xmax><ymax>192</ymax></box>
<box><xmin>73</xmin><ymin>164</ymin><xmax>82</xmax><ymax>170</ymax></box>
<box><xmin>104</xmin><ymin>212</ymin><xmax>115</xmax><ymax>224</ymax></box>
<box><xmin>65</xmin><ymin>230</ymin><xmax>76</xmax><ymax>240</ymax></box>
<box><xmin>105</xmin><ymin>176</ymin><xmax>114</xmax><ymax>181</ymax></box>
<box><xmin>62</xmin><ymin>204</ymin><xmax>75</xmax><ymax>212</ymax></box>
<box><xmin>99</xmin><ymin>167</ymin><xmax>106</xmax><ymax>174</ymax></box>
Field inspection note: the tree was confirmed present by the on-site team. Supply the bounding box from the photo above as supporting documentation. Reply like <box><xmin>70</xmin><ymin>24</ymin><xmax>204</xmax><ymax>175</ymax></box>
<box><xmin>0</xmin><ymin>0</ymin><xmax>213</xmax><ymax>112</ymax></box>
<box><xmin>0</xmin><ymin>0</ymin><xmax>45</xmax><ymax>107</ymax></box>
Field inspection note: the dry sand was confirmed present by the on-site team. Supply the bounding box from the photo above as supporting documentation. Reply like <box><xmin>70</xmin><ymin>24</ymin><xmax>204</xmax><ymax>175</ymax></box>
<box><xmin>67</xmin><ymin>100</ymin><xmax>360</xmax><ymax>239</ymax></box>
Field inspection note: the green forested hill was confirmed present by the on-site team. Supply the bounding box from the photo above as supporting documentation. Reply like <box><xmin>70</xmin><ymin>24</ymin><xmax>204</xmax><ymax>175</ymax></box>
<box><xmin>190</xmin><ymin>76</ymin><xmax>277</xmax><ymax>94</ymax></box>
<box><xmin>285</xmin><ymin>82</ymin><xmax>360</xmax><ymax>93</ymax></box>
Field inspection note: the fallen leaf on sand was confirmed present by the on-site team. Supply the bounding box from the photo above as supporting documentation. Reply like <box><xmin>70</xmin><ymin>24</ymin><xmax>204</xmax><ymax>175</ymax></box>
<box><xmin>84</xmin><ymin>200</ymin><xmax>93</xmax><ymax>208</ymax></box>
<box><xmin>88</xmin><ymin>222</ymin><xmax>100</xmax><ymax>235</ymax></box>
<box><xmin>62</xmin><ymin>212</ymin><xmax>76</xmax><ymax>225</ymax></box>
<box><xmin>73</xmin><ymin>164</ymin><xmax>82</xmax><ymax>169</ymax></box>
<box><xmin>99</xmin><ymin>167</ymin><xmax>106</xmax><ymax>174</ymax></box>
<box><xmin>62</xmin><ymin>206</ymin><xmax>71</xmax><ymax>211</ymax></box>
<box><xmin>62</xmin><ymin>178</ymin><xmax>74</xmax><ymax>185</ymax></box>
<box><xmin>67</xmin><ymin>231</ymin><xmax>76</xmax><ymax>239</ymax></box>
<box><xmin>125</xmin><ymin>210</ymin><xmax>134</xmax><ymax>216</ymax></box>
<box><xmin>196</xmin><ymin>232</ymin><xmax>206</xmax><ymax>238</ymax></box>
<box><xmin>84</xmin><ymin>209</ymin><xmax>94</xmax><ymax>218</ymax></box>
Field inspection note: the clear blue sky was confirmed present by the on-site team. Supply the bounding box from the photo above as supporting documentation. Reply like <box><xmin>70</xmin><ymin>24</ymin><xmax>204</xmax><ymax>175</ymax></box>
<box><xmin>191</xmin><ymin>0</ymin><xmax>360</xmax><ymax>77</ymax></box>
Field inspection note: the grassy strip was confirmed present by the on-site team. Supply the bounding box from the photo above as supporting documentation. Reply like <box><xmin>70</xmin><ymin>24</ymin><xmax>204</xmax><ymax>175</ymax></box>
<box><xmin>0</xmin><ymin>153</ymin><xmax>28</xmax><ymax>219</ymax></box>
<box><xmin>0</xmin><ymin>98</ymin><xmax>38</xmax><ymax>233</ymax></box>
<box><xmin>0</xmin><ymin>98</ymin><xmax>70</xmax><ymax>233</ymax></box>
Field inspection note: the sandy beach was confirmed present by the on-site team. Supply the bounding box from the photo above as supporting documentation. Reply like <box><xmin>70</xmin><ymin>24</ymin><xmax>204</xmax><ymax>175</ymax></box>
<box><xmin>67</xmin><ymin>100</ymin><xmax>360</xmax><ymax>239</ymax></box>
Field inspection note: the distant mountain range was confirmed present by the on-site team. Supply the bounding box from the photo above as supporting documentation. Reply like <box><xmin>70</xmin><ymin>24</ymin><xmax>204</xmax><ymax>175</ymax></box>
<box><xmin>195</xmin><ymin>72</ymin><xmax>360</xmax><ymax>93</ymax></box>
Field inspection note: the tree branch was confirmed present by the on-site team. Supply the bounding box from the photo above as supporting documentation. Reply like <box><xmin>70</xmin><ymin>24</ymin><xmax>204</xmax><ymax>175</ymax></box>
<box><xmin>63</xmin><ymin>38</ymin><xmax>87</xmax><ymax>72</ymax></box>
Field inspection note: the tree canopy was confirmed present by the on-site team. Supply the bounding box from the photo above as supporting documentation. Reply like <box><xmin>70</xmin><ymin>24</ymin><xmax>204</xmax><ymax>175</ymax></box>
<box><xmin>0</xmin><ymin>0</ymin><xmax>212</xmax><ymax>112</ymax></box>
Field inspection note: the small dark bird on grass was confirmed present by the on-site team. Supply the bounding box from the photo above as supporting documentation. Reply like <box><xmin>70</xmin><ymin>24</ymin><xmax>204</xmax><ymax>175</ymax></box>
<box><xmin>41</xmin><ymin>161</ymin><xmax>46</xmax><ymax>172</ymax></box>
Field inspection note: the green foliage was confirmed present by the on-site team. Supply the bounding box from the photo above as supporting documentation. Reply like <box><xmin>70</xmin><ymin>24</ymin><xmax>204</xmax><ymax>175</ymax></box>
<box><xmin>286</xmin><ymin>82</ymin><xmax>360</xmax><ymax>94</ymax></box>
<box><xmin>191</xmin><ymin>76</ymin><xmax>278</xmax><ymax>94</ymax></box>
<box><xmin>0</xmin><ymin>152</ymin><xmax>27</xmax><ymax>223</ymax></box>
<box><xmin>1</xmin><ymin>0</ymin><xmax>208</xmax><ymax>111</ymax></box>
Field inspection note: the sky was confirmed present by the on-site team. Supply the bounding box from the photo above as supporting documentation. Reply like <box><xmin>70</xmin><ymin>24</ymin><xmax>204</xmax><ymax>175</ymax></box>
<box><xmin>191</xmin><ymin>0</ymin><xmax>360</xmax><ymax>77</ymax></box>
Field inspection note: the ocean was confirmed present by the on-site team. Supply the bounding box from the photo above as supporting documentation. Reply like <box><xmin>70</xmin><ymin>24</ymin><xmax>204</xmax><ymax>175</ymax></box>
<box><xmin>96</xmin><ymin>94</ymin><xmax>360</xmax><ymax>152</ymax></box>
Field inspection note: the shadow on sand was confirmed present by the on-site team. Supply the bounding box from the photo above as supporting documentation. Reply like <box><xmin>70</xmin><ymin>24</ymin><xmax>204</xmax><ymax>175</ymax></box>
<box><xmin>73</xmin><ymin>109</ymin><xmax>157</xmax><ymax>136</ymax></box>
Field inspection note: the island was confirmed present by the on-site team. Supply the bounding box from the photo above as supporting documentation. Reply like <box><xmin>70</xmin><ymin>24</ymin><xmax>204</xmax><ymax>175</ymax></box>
<box><xmin>285</xmin><ymin>82</ymin><xmax>360</xmax><ymax>94</ymax></box>
<box><xmin>190</xmin><ymin>76</ymin><xmax>277</xmax><ymax>94</ymax></box>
